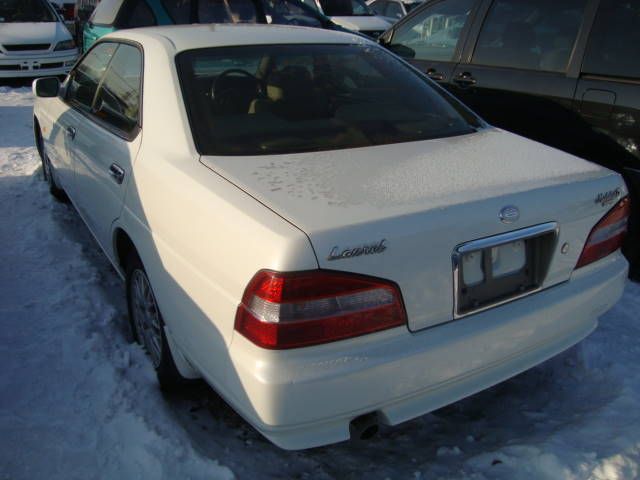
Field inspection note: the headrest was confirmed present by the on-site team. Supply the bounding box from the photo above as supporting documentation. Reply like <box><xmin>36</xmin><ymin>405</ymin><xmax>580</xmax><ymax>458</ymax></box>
<box><xmin>266</xmin><ymin>66</ymin><xmax>313</xmax><ymax>102</ymax></box>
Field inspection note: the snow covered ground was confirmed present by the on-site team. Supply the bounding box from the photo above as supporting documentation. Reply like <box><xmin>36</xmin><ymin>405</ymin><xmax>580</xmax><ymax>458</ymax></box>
<box><xmin>1</xmin><ymin>84</ymin><xmax>640</xmax><ymax>480</ymax></box>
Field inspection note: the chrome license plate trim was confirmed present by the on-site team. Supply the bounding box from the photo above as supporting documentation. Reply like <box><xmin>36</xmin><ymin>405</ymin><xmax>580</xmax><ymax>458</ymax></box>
<box><xmin>452</xmin><ymin>222</ymin><xmax>559</xmax><ymax>319</ymax></box>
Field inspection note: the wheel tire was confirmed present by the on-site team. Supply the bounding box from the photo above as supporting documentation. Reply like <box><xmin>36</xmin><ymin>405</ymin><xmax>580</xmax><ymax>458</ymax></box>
<box><xmin>125</xmin><ymin>252</ymin><xmax>186</xmax><ymax>391</ymax></box>
<box><xmin>36</xmin><ymin>127</ymin><xmax>68</xmax><ymax>202</ymax></box>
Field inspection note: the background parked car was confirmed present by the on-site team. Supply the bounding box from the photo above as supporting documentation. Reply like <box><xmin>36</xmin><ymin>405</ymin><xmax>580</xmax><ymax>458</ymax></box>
<box><xmin>82</xmin><ymin>0</ymin><xmax>341</xmax><ymax>51</ymax></box>
<box><xmin>301</xmin><ymin>0</ymin><xmax>391</xmax><ymax>37</ymax></box>
<box><xmin>73</xmin><ymin>0</ymin><xmax>98</xmax><ymax>47</ymax></box>
<box><xmin>50</xmin><ymin>0</ymin><xmax>76</xmax><ymax>20</ymax></box>
<box><xmin>50</xmin><ymin>0</ymin><xmax>77</xmax><ymax>35</ymax></box>
<box><xmin>380</xmin><ymin>0</ymin><xmax>640</xmax><ymax>278</ymax></box>
<box><xmin>367</xmin><ymin>0</ymin><xmax>422</xmax><ymax>23</ymax></box>
<box><xmin>0</xmin><ymin>0</ymin><xmax>79</xmax><ymax>78</ymax></box>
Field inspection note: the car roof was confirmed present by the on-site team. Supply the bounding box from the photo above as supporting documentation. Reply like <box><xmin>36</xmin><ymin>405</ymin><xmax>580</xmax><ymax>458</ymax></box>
<box><xmin>103</xmin><ymin>24</ymin><xmax>370</xmax><ymax>53</ymax></box>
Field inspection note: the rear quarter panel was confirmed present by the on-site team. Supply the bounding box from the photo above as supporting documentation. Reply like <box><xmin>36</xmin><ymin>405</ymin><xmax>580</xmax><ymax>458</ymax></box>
<box><xmin>113</xmin><ymin>33</ymin><xmax>318</xmax><ymax>410</ymax></box>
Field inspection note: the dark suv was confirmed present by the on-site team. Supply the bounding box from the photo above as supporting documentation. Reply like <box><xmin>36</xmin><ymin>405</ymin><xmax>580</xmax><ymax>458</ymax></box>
<box><xmin>380</xmin><ymin>0</ymin><xmax>640</xmax><ymax>276</ymax></box>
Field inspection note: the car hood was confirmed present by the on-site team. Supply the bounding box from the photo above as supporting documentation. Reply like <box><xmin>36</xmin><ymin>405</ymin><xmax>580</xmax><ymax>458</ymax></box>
<box><xmin>0</xmin><ymin>22</ymin><xmax>71</xmax><ymax>46</ymax></box>
<box><xmin>328</xmin><ymin>15</ymin><xmax>391</xmax><ymax>31</ymax></box>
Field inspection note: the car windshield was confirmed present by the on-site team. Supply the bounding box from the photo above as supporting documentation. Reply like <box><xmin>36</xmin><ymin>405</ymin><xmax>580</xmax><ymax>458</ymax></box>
<box><xmin>0</xmin><ymin>0</ymin><xmax>57</xmax><ymax>22</ymax></box>
<box><xmin>319</xmin><ymin>0</ymin><xmax>373</xmax><ymax>16</ymax></box>
<box><xmin>177</xmin><ymin>44</ymin><xmax>479</xmax><ymax>156</ymax></box>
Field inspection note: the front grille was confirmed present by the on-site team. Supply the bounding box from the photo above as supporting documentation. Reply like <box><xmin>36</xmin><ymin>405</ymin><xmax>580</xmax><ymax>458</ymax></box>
<box><xmin>39</xmin><ymin>62</ymin><xmax>64</xmax><ymax>69</ymax></box>
<box><xmin>0</xmin><ymin>64</ymin><xmax>21</xmax><ymax>71</ymax></box>
<box><xmin>3</xmin><ymin>44</ymin><xmax>50</xmax><ymax>51</ymax></box>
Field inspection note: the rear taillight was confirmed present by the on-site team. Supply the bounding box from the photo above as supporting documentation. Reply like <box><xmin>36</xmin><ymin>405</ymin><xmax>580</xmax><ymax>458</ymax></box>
<box><xmin>576</xmin><ymin>196</ymin><xmax>630</xmax><ymax>269</ymax></box>
<box><xmin>234</xmin><ymin>270</ymin><xmax>407</xmax><ymax>349</ymax></box>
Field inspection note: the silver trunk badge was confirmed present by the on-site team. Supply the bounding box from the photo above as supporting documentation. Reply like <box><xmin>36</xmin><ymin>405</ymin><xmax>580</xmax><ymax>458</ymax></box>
<box><xmin>327</xmin><ymin>239</ymin><xmax>387</xmax><ymax>261</ymax></box>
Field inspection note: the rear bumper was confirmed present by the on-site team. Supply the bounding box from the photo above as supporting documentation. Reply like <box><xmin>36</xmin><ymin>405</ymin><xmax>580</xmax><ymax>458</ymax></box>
<box><xmin>226</xmin><ymin>254</ymin><xmax>628</xmax><ymax>449</ymax></box>
<box><xmin>0</xmin><ymin>51</ymin><xmax>78</xmax><ymax>78</ymax></box>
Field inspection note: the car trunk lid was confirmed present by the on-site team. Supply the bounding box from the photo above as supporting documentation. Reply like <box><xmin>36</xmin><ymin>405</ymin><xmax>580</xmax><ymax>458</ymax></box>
<box><xmin>201</xmin><ymin>128</ymin><xmax>625</xmax><ymax>331</ymax></box>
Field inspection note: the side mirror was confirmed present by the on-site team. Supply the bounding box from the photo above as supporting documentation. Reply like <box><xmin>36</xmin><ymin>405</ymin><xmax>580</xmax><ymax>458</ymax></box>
<box><xmin>385</xmin><ymin>43</ymin><xmax>415</xmax><ymax>59</ymax></box>
<box><xmin>32</xmin><ymin>77</ymin><xmax>61</xmax><ymax>98</ymax></box>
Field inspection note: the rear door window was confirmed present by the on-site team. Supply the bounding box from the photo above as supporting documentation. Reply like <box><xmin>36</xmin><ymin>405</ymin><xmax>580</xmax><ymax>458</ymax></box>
<box><xmin>582</xmin><ymin>0</ymin><xmax>640</xmax><ymax>80</ymax></box>
<box><xmin>472</xmin><ymin>0</ymin><xmax>587</xmax><ymax>72</ymax></box>
<box><xmin>389</xmin><ymin>0</ymin><xmax>475</xmax><ymax>62</ymax></box>
<box><xmin>93</xmin><ymin>43</ymin><xmax>143</xmax><ymax>136</ymax></box>
<box><xmin>66</xmin><ymin>42</ymin><xmax>118</xmax><ymax>112</ymax></box>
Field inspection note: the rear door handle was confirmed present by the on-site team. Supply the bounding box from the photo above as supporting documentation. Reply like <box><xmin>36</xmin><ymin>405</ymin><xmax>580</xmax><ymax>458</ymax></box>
<box><xmin>109</xmin><ymin>163</ymin><xmax>125</xmax><ymax>184</ymax></box>
<box><xmin>426</xmin><ymin>68</ymin><xmax>445</xmax><ymax>81</ymax></box>
<box><xmin>65</xmin><ymin>126</ymin><xmax>76</xmax><ymax>140</ymax></box>
<box><xmin>453</xmin><ymin>72</ymin><xmax>477</xmax><ymax>87</ymax></box>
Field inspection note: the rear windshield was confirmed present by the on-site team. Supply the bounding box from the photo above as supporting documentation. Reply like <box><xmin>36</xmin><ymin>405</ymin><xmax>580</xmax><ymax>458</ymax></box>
<box><xmin>177</xmin><ymin>44</ymin><xmax>478</xmax><ymax>156</ymax></box>
<box><xmin>0</xmin><ymin>0</ymin><xmax>57</xmax><ymax>22</ymax></box>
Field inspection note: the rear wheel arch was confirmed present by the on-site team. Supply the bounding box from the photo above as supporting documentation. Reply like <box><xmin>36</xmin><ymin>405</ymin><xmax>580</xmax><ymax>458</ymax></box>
<box><xmin>116</xmin><ymin>229</ymin><xmax>199</xmax><ymax>384</ymax></box>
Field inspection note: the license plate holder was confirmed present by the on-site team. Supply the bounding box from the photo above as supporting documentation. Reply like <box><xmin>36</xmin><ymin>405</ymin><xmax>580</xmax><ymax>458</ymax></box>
<box><xmin>453</xmin><ymin>223</ymin><xmax>558</xmax><ymax>317</ymax></box>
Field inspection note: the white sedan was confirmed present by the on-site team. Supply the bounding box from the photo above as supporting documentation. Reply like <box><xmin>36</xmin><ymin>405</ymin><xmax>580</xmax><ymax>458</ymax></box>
<box><xmin>32</xmin><ymin>24</ymin><xmax>629</xmax><ymax>450</ymax></box>
<box><xmin>0</xmin><ymin>0</ymin><xmax>78</xmax><ymax>78</ymax></box>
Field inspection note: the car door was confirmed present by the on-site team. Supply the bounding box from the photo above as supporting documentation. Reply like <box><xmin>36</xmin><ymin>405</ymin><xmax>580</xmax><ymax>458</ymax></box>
<box><xmin>39</xmin><ymin>94</ymin><xmax>75</xmax><ymax>193</ymax></box>
<box><xmin>575</xmin><ymin>0</ymin><xmax>640</xmax><ymax>174</ymax></box>
<box><xmin>575</xmin><ymin>0</ymin><xmax>640</xmax><ymax>269</ymax></box>
<box><xmin>449</xmin><ymin>0</ymin><xmax>592</xmax><ymax>153</ymax></box>
<box><xmin>65</xmin><ymin>42</ymin><xmax>143</xmax><ymax>252</ymax></box>
<box><xmin>53</xmin><ymin>42</ymin><xmax>117</xmax><ymax>198</ymax></box>
<box><xmin>382</xmin><ymin>0</ymin><xmax>481</xmax><ymax>85</ymax></box>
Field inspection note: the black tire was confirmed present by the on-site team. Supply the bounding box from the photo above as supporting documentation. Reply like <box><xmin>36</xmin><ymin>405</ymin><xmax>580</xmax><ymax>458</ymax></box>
<box><xmin>125</xmin><ymin>252</ymin><xmax>186</xmax><ymax>391</ymax></box>
<box><xmin>35</xmin><ymin>125</ymin><xmax>68</xmax><ymax>202</ymax></box>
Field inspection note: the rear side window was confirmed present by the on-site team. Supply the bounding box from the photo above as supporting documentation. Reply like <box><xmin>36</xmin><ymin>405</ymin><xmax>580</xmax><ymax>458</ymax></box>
<box><xmin>66</xmin><ymin>42</ymin><xmax>118</xmax><ymax>112</ymax></box>
<box><xmin>93</xmin><ymin>44</ymin><xmax>143</xmax><ymax>135</ymax></box>
<box><xmin>177</xmin><ymin>44</ymin><xmax>478</xmax><ymax>156</ymax></box>
<box><xmin>582</xmin><ymin>0</ymin><xmax>640</xmax><ymax>80</ymax></box>
<box><xmin>389</xmin><ymin>0</ymin><xmax>475</xmax><ymax>62</ymax></box>
<box><xmin>472</xmin><ymin>0</ymin><xmax>587</xmax><ymax>72</ymax></box>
